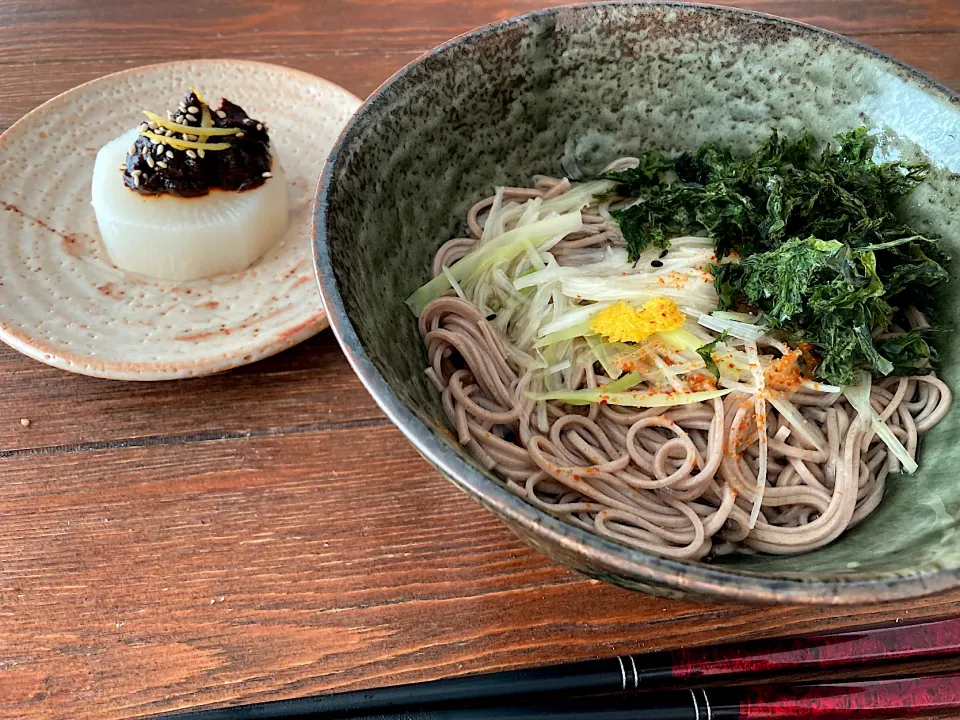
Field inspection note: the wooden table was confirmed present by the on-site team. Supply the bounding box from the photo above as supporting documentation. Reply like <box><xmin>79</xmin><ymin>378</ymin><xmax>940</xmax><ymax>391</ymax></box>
<box><xmin>0</xmin><ymin>1</ymin><xmax>958</xmax><ymax>718</ymax></box>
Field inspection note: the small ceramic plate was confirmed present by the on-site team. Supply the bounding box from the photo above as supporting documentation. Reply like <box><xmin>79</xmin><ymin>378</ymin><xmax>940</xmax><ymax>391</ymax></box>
<box><xmin>0</xmin><ymin>59</ymin><xmax>360</xmax><ymax>380</ymax></box>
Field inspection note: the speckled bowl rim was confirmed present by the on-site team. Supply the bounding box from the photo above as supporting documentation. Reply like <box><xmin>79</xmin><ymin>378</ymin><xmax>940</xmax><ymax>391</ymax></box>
<box><xmin>314</xmin><ymin>2</ymin><xmax>960</xmax><ymax>604</ymax></box>
<box><xmin>0</xmin><ymin>58</ymin><xmax>360</xmax><ymax>381</ymax></box>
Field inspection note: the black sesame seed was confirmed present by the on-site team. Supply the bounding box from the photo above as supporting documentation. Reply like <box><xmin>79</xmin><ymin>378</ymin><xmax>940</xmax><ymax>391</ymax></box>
<box><xmin>651</xmin><ymin>260</ymin><xmax>664</xmax><ymax>268</ymax></box>
<box><xmin>659</xmin><ymin>249</ymin><xmax>669</xmax><ymax>258</ymax></box>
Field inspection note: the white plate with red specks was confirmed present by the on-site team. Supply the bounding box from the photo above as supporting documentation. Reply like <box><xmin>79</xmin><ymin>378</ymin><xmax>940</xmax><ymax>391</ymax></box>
<box><xmin>0</xmin><ymin>59</ymin><xmax>360</xmax><ymax>380</ymax></box>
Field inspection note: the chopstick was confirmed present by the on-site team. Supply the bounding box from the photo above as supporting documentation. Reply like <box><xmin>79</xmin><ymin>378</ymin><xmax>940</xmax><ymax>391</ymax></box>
<box><xmin>162</xmin><ymin>615</ymin><xmax>960</xmax><ymax>719</ymax></box>
<box><xmin>165</xmin><ymin>674</ymin><xmax>960</xmax><ymax>719</ymax></box>
<box><xmin>352</xmin><ymin>673</ymin><xmax>960</xmax><ymax>719</ymax></box>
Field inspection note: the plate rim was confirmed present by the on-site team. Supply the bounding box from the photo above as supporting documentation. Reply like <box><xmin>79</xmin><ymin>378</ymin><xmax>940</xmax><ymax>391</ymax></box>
<box><xmin>0</xmin><ymin>58</ymin><xmax>361</xmax><ymax>381</ymax></box>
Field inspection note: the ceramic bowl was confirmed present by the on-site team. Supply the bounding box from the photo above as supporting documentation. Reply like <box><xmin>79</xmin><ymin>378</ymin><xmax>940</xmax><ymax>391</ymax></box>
<box><xmin>315</xmin><ymin>2</ymin><xmax>960</xmax><ymax>603</ymax></box>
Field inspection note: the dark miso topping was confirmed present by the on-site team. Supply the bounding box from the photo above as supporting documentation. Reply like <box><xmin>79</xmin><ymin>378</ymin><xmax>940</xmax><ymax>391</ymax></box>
<box><xmin>123</xmin><ymin>91</ymin><xmax>272</xmax><ymax>198</ymax></box>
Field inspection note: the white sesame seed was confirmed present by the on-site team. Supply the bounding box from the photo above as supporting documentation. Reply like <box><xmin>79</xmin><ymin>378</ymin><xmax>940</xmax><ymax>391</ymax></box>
<box><xmin>133</xmin><ymin>174</ymin><xmax>140</xmax><ymax>187</ymax></box>
<box><xmin>186</xmin><ymin>149</ymin><xmax>197</xmax><ymax>159</ymax></box>
<box><xmin>216</xmin><ymin>110</ymin><xmax>226</xmax><ymax>119</ymax></box>
<box><xmin>146</xmin><ymin>155</ymin><xmax>155</xmax><ymax>168</ymax></box>
<box><xmin>20</xmin><ymin>418</ymin><xmax>30</xmax><ymax>427</ymax></box>
<box><xmin>131</xmin><ymin>169</ymin><xmax>142</xmax><ymax>176</ymax></box>
<box><xmin>188</xmin><ymin>105</ymin><xmax>199</xmax><ymax>113</ymax></box>
<box><xmin>262</xmin><ymin>171</ymin><xmax>273</xmax><ymax>178</ymax></box>
<box><xmin>256</xmin><ymin>123</ymin><xmax>263</xmax><ymax>131</ymax></box>
<box><xmin>157</xmin><ymin>161</ymin><xmax>168</xmax><ymax>169</ymax></box>
<box><xmin>167</xmin><ymin>110</ymin><xmax>174</xmax><ymax>120</ymax></box>
<box><xmin>155</xmin><ymin>144</ymin><xmax>165</xmax><ymax>155</ymax></box>
<box><xmin>197</xmin><ymin>149</ymin><xmax>205</xmax><ymax>158</ymax></box>
<box><xmin>236</xmin><ymin>131</ymin><xmax>245</xmax><ymax>138</ymax></box>
<box><xmin>186</xmin><ymin>113</ymin><xmax>197</xmax><ymax>122</ymax></box>
<box><xmin>166</xmin><ymin>150</ymin><xmax>174</xmax><ymax>158</ymax></box>
<box><xmin>139</xmin><ymin>122</ymin><xmax>148</xmax><ymax>131</ymax></box>
<box><xmin>128</xmin><ymin>144</ymin><xmax>137</xmax><ymax>155</ymax></box>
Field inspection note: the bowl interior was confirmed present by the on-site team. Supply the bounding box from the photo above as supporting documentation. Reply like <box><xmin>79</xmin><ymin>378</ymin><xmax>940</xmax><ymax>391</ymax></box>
<box><xmin>318</xmin><ymin>3</ymin><xmax>960</xmax><ymax>596</ymax></box>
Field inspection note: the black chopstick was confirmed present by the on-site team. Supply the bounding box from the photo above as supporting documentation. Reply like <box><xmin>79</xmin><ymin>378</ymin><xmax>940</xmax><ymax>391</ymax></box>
<box><xmin>164</xmin><ymin>673</ymin><xmax>960</xmax><ymax>719</ymax></box>
<box><xmin>159</xmin><ymin>615</ymin><xmax>960</xmax><ymax>719</ymax></box>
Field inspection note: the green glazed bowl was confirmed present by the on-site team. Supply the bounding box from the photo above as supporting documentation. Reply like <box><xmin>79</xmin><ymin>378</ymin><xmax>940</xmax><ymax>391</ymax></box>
<box><xmin>315</xmin><ymin>2</ymin><xmax>960</xmax><ymax>604</ymax></box>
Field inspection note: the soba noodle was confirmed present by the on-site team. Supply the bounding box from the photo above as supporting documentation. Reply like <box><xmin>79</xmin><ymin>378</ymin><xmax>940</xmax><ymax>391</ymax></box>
<box><xmin>416</xmin><ymin>167</ymin><xmax>953</xmax><ymax>559</ymax></box>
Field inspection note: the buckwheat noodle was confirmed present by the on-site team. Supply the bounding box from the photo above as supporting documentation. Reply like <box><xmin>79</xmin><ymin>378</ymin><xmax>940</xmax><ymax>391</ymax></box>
<box><xmin>418</xmin><ymin>168</ymin><xmax>953</xmax><ymax>558</ymax></box>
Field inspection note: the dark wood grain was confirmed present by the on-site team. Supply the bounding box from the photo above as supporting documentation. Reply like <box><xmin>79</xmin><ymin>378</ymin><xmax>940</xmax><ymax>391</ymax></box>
<box><xmin>0</xmin><ymin>0</ymin><xmax>956</xmax><ymax>66</ymax></box>
<box><xmin>0</xmin><ymin>333</ymin><xmax>387</xmax><ymax>453</ymax></box>
<box><xmin>2</xmin><ymin>425</ymin><xmax>960</xmax><ymax>719</ymax></box>
<box><xmin>0</xmin><ymin>1</ymin><xmax>958</xmax><ymax>718</ymax></box>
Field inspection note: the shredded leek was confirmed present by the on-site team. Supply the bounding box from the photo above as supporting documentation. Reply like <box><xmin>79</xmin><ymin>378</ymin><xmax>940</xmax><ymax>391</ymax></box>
<box><xmin>442</xmin><ymin>265</ymin><xmax>467</xmax><ymax>301</ymax></box>
<box><xmin>538</xmin><ymin>302</ymin><xmax>612</xmax><ymax>337</ymax></box>
<box><xmin>513</xmin><ymin>265</ymin><xmax>577</xmax><ymax>290</ymax></box>
<box><xmin>844</xmin><ymin>371</ymin><xmax>918</xmax><ymax>474</ymax></box>
<box><xmin>802</xmin><ymin>380</ymin><xmax>843</xmax><ymax>394</ymax></box>
<box><xmin>768</xmin><ymin>394</ymin><xmax>826</xmax><ymax>450</ymax></box>
<box><xmin>744</xmin><ymin>340</ymin><xmax>768</xmax><ymax>529</ymax></box>
<box><xmin>658</xmin><ymin>328</ymin><xmax>705</xmax><ymax>352</ymax></box>
<box><xmin>586</xmin><ymin>335</ymin><xmax>623</xmax><ymax>380</ymax></box>
<box><xmin>712</xmin><ymin>310</ymin><xmax>761</xmax><ymax>324</ymax></box>
<box><xmin>534</xmin><ymin>323</ymin><xmax>595</xmax><ymax>348</ymax></box>
<box><xmin>601</xmin><ymin>372</ymin><xmax>643</xmax><ymax>393</ymax></box>
<box><xmin>406</xmin><ymin>212</ymin><xmax>583</xmax><ymax>316</ymax></box>
<box><xmin>698</xmin><ymin>313</ymin><xmax>766</xmax><ymax>341</ymax></box>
